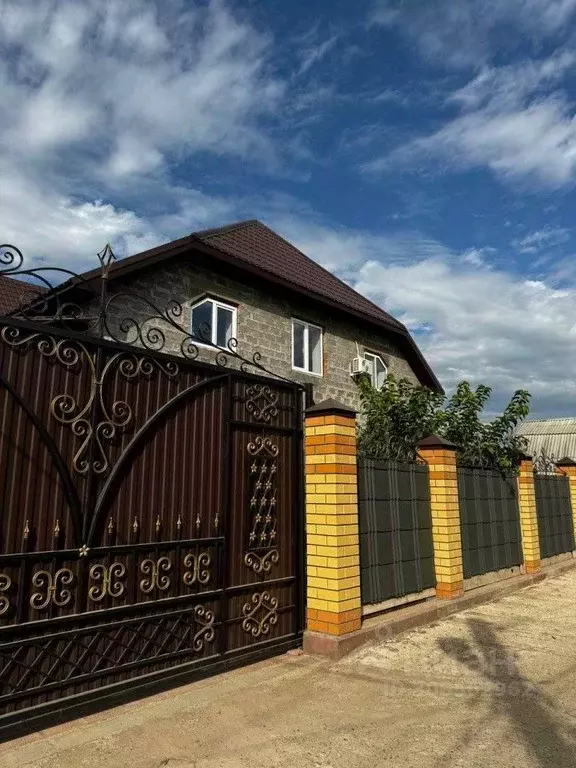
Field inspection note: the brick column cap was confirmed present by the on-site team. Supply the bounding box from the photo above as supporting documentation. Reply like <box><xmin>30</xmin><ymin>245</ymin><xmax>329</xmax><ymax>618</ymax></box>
<box><xmin>557</xmin><ymin>457</ymin><xmax>576</xmax><ymax>467</ymax></box>
<box><xmin>417</xmin><ymin>434</ymin><xmax>459</xmax><ymax>450</ymax></box>
<box><xmin>306</xmin><ymin>398</ymin><xmax>356</xmax><ymax>418</ymax></box>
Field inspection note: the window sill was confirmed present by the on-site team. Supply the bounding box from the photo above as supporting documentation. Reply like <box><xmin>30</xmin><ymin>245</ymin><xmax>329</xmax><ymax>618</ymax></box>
<box><xmin>291</xmin><ymin>366</ymin><xmax>323</xmax><ymax>378</ymax></box>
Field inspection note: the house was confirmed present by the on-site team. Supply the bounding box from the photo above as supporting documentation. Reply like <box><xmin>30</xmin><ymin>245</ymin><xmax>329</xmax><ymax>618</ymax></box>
<box><xmin>4</xmin><ymin>220</ymin><xmax>442</xmax><ymax>409</ymax></box>
<box><xmin>516</xmin><ymin>419</ymin><xmax>576</xmax><ymax>463</ymax></box>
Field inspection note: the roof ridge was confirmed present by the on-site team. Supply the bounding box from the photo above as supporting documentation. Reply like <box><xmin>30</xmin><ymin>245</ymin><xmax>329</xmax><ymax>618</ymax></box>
<box><xmin>198</xmin><ymin>219</ymin><xmax>406</xmax><ymax>331</ymax></box>
<box><xmin>192</xmin><ymin>219</ymin><xmax>261</xmax><ymax>240</ymax></box>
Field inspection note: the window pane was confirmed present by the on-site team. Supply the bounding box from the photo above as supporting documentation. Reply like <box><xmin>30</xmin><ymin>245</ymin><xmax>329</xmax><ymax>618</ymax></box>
<box><xmin>293</xmin><ymin>322</ymin><xmax>305</xmax><ymax>369</ymax></box>
<box><xmin>375</xmin><ymin>358</ymin><xmax>387</xmax><ymax>388</ymax></box>
<box><xmin>308</xmin><ymin>326</ymin><xmax>322</xmax><ymax>373</ymax></box>
<box><xmin>216</xmin><ymin>306</ymin><xmax>233</xmax><ymax>347</ymax></box>
<box><xmin>191</xmin><ymin>301</ymin><xmax>213</xmax><ymax>343</ymax></box>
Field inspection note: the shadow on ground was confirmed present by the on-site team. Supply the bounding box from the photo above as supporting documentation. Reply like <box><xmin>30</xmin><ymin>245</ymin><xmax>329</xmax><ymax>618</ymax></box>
<box><xmin>438</xmin><ymin>618</ymin><xmax>576</xmax><ymax>767</ymax></box>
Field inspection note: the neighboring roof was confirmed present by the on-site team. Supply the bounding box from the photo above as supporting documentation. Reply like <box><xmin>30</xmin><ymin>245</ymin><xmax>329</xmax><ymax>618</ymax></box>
<box><xmin>36</xmin><ymin>219</ymin><xmax>443</xmax><ymax>391</ymax></box>
<box><xmin>0</xmin><ymin>275</ymin><xmax>46</xmax><ymax>315</ymax></box>
<box><xmin>516</xmin><ymin>418</ymin><xmax>576</xmax><ymax>460</ymax></box>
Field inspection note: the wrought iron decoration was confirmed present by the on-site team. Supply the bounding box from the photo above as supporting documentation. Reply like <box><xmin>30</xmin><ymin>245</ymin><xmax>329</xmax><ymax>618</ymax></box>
<box><xmin>0</xmin><ymin>243</ymin><xmax>294</xmax><ymax>381</ymax></box>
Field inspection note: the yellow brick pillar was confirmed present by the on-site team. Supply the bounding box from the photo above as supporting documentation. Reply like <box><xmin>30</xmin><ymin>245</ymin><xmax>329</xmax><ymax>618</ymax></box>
<box><xmin>517</xmin><ymin>457</ymin><xmax>541</xmax><ymax>574</ymax></box>
<box><xmin>303</xmin><ymin>399</ymin><xmax>361</xmax><ymax>643</ymax></box>
<box><xmin>417</xmin><ymin>435</ymin><xmax>463</xmax><ymax>599</ymax></box>
<box><xmin>556</xmin><ymin>458</ymin><xmax>576</xmax><ymax>550</ymax></box>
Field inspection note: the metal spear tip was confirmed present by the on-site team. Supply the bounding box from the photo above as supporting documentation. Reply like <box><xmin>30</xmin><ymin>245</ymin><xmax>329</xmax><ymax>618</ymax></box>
<box><xmin>97</xmin><ymin>243</ymin><xmax>117</xmax><ymax>270</ymax></box>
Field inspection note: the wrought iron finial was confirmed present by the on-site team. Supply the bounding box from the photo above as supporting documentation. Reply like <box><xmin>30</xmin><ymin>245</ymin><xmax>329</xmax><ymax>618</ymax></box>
<box><xmin>132</xmin><ymin>516</ymin><xmax>139</xmax><ymax>534</ymax></box>
<box><xmin>97</xmin><ymin>243</ymin><xmax>116</xmax><ymax>274</ymax></box>
<box><xmin>53</xmin><ymin>518</ymin><xmax>60</xmax><ymax>537</ymax></box>
<box><xmin>107</xmin><ymin>517</ymin><xmax>114</xmax><ymax>535</ymax></box>
<box><xmin>155</xmin><ymin>515</ymin><xmax>161</xmax><ymax>534</ymax></box>
<box><xmin>176</xmin><ymin>513</ymin><xmax>182</xmax><ymax>532</ymax></box>
<box><xmin>23</xmin><ymin>519</ymin><xmax>29</xmax><ymax>540</ymax></box>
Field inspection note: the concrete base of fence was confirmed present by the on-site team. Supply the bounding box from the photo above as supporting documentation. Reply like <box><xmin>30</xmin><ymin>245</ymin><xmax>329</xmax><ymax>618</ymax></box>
<box><xmin>541</xmin><ymin>551</ymin><xmax>575</xmax><ymax>567</ymax></box>
<box><xmin>302</xmin><ymin>557</ymin><xmax>576</xmax><ymax>661</ymax></box>
<box><xmin>362</xmin><ymin>587</ymin><xmax>436</xmax><ymax>618</ymax></box>
<box><xmin>464</xmin><ymin>564</ymin><xmax>524</xmax><ymax>591</ymax></box>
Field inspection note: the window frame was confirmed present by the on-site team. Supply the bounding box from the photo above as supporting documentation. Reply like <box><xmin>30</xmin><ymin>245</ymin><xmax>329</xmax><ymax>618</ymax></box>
<box><xmin>190</xmin><ymin>296</ymin><xmax>238</xmax><ymax>350</ymax></box>
<box><xmin>291</xmin><ymin>318</ymin><xmax>324</xmax><ymax>377</ymax></box>
<box><xmin>364</xmin><ymin>350</ymin><xmax>388</xmax><ymax>389</ymax></box>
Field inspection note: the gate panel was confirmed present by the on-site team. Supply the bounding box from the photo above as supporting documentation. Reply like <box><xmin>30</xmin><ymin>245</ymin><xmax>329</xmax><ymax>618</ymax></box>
<box><xmin>0</xmin><ymin>320</ymin><xmax>303</xmax><ymax>732</ymax></box>
<box><xmin>534</xmin><ymin>474</ymin><xmax>575</xmax><ymax>558</ymax></box>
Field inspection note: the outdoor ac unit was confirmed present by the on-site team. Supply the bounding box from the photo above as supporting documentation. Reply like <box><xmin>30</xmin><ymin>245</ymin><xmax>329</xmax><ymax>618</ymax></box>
<box><xmin>350</xmin><ymin>356</ymin><xmax>371</xmax><ymax>376</ymax></box>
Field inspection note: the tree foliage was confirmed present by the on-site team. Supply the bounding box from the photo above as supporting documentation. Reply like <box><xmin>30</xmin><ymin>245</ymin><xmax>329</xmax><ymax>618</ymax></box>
<box><xmin>356</xmin><ymin>375</ymin><xmax>531</xmax><ymax>471</ymax></box>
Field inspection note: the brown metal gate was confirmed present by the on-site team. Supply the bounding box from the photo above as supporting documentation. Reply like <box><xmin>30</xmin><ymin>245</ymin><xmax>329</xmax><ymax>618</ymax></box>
<box><xmin>0</xmin><ymin>318</ymin><xmax>304</xmax><ymax>737</ymax></box>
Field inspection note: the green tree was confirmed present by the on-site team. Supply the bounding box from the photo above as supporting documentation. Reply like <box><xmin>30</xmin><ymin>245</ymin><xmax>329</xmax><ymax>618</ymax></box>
<box><xmin>356</xmin><ymin>376</ymin><xmax>530</xmax><ymax>471</ymax></box>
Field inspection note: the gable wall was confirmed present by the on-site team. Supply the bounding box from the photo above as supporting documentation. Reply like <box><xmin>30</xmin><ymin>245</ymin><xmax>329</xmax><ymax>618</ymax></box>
<box><xmin>104</xmin><ymin>259</ymin><xmax>421</xmax><ymax>411</ymax></box>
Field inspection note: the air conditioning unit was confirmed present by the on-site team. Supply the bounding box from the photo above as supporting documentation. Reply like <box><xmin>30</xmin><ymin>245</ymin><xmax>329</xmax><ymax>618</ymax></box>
<box><xmin>350</xmin><ymin>356</ymin><xmax>371</xmax><ymax>377</ymax></box>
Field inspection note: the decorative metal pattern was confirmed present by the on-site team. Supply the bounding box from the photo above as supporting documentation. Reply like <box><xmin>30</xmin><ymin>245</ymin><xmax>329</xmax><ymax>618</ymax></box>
<box><xmin>241</xmin><ymin>592</ymin><xmax>279</xmax><ymax>638</ymax></box>
<box><xmin>0</xmin><ymin>605</ymin><xmax>216</xmax><ymax>700</ymax></box>
<box><xmin>0</xmin><ymin>574</ymin><xmax>11</xmax><ymax>616</ymax></box>
<box><xmin>0</xmin><ymin>327</ymin><xmax>179</xmax><ymax>476</ymax></box>
<box><xmin>192</xmin><ymin>605</ymin><xmax>216</xmax><ymax>652</ymax></box>
<box><xmin>183</xmin><ymin>552</ymin><xmax>211</xmax><ymax>586</ymax></box>
<box><xmin>139</xmin><ymin>557</ymin><xmax>172</xmax><ymax>594</ymax></box>
<box><xmin>88</xmin><ymin>563</ymin><xmax>126</xmax><ymax>602</ymax></box>
<box><xmin>0</xmin><ymin>243</ymin><xmax>296</xmax><ymax>383</ymax></box>
<box><xmin>30</xmin><ymin>568</ymin><xmax>75</xmax><ymax>610</ymax></box>
<box><xmin>247</xmin><ymin>436</ymin><xmax>279</xmax><ymax>457</ymax></box>
<box><xmin>247</xmin><ymin>439</ymin><xmax>278</xmax><ymax>550</ymax></box>
<box><xmin>244</xmin><ymin>550</ymin><xmax>279</xmax><ymax>574</ymax></box>
<box><xmin>244</xmin><ymin>384</ymin><xmax>279</xmax><ymax>423</ymax></box>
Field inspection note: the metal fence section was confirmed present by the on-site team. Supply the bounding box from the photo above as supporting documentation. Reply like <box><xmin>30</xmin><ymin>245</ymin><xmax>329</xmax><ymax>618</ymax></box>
<box><xmin>534</xmin><ymin>473</ymin><xmax>575</xmax><ymax>559</ymax></box>
<box><xmin>457</xmin><ymin>467</ymin><xmax>522</xmax><ymax>579</ymax></box>
<box><xmin>358</xmin><ymin>459</ymin><xmax>435</xmax><ymax>604</ymax></box>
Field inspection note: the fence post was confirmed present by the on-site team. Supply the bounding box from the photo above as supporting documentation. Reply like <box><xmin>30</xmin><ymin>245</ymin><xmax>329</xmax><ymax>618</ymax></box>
<box><xmin>517</xmin><ymin>457</ymin><xmax>541</xmax><ymax>574</ymax></box>
<box><xmin>303</xmin><ymin>399</ymin><xmax>361</xmax><ymax>653</ymax></box>
<box><xmin>417</xmin><ymin>435</ymin><xmax>463</xmax><ymax>599</ymax></box>
<box><xmin>556</xmin><ymin>458</ymin><xmax>576</xmax><ymax>550</ymax></box>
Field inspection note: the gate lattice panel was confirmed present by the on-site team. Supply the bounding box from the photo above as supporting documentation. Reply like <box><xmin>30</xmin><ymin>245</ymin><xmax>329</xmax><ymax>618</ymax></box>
<box><xmin>0</xmin><ymin>319</ymin><xmax>304</xmax><ymax>731</ymax></box>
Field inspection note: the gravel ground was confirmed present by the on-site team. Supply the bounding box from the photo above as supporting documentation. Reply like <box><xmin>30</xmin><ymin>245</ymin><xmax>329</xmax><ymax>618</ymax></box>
<box><xmin>2</xmin><ymin>568</ymin><xmax>576</xmax><ymax>768</ymax></box>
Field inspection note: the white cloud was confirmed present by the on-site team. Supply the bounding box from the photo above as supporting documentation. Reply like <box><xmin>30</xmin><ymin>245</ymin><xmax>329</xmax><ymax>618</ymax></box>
<box><xmin>0</xmin><ymin>0</ymin><xmax>283</xmax><ymax>177</ymax></box>
<box><xmin>371</xmin><ymin>0</ymin><xmax>576</xmax><ymax>68</ymax></box>
<box><xmin>271</xmin><ymin>217</ymin><xmax>576</xmax><ymax>417</ymax></box>
<box><xmin>366</xmin><ymin>52</ymin><xmax>576</xmax><ymax>188</ymax></box>
<box><xmin>513</xmin><ymin>226</ymin><xmax>570</xmax><ymax>253</ymax></box>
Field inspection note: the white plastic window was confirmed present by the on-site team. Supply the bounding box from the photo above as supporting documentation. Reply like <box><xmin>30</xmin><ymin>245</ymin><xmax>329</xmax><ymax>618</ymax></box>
<box><xmin>191</xmin><ymin>298</ymin><xmax>236</xmax><ymax>348</ymax></box>
<box><xmin>364</xmin><ymin>352</ymin><xmax>387</xmax><ymax>388</ymax></box>
<box><xmin>292</xmin><ymin>319</ymin><xmax>323</xmax><ymax>375</ymax></box>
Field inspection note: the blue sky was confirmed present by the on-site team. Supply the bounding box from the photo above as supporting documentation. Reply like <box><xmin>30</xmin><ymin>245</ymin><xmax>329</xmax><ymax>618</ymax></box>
<box><xmin>3</xmin><ymin>0</ymin><xmax>576</xmax><ymax>417</ymax></box>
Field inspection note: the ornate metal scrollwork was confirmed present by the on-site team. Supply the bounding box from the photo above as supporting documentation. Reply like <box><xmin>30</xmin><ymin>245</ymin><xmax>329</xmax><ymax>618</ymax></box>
<box><xmin>244</xmin><ymin>384</ymin><xmax>279</xmax><ymax>423</ymax></box>
<box><xmin>0</xmin><ymin>243</ymin><xmax>300</xmax><ymax>385</ymax></box>
<box><xmin>244</xmin><ymin>550</ymin><xmax>279</xmax><ymax>574</ymax></box>
<box><xmin>247</xmin><ymin>436</ymin><xmax>279</xmax><ymax>458</ymax></box>
<box><xmin>0</xmin><ymin>573</ymin><xmax>11</xmax><ymax>616</ymax></box>
<box><xmin>192</xmin><ymin>604</ymin><xmax>216</xmax><ymax>652</ymax></box>
<box><xmin>30</xmin><ymin>568</ymin><xmax>75</xmax><ymax>610</ymax></box>
<box><xmin>241</xmin><ymin>592</ymin><xmax>279</xmax><ymax>638</ymax></box>
<box><xmin>0</xmin><ymin>327</ymin><xmax>179</xmax><ymax>476</ymax></box>
<box><xmin>183</xmin><ymin>552</ymin><xmax>211</xmax><ymax>587</ymax></box>
<box><xmin>139</xmin><ymin>557</ymin><xmax>172</xmax><ymax>594</ymax></box>
<box><xmin>88</xmin><ymin>563</ymin><xmax>126</xmax><ymax>602</ymax></box>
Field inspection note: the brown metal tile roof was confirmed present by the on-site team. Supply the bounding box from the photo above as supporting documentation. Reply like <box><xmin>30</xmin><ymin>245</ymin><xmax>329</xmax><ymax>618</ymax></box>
<box><xmin>195</xmin><ymin>220</ymin><xmax>407</xmax><ymax>332</ymax></box>
<box><xmin>0</xmin><ymin>275</ymin><xmax>46</xmax><ymax>316</ymax></box>
<box><xmin>31</xmin><ymin>218</ymin><xmax>442</xmax><ymax>391</ymax></box>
